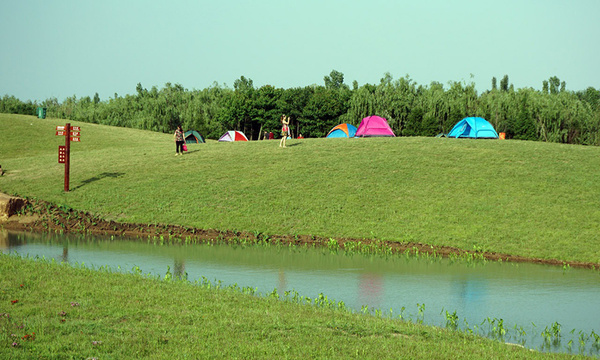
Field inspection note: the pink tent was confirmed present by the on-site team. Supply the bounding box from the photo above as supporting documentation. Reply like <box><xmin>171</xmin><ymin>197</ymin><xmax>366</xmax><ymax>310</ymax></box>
<box><xmin>355</xmin><ymin>116</ymin><xmax>395</xmax><ymax>137</ymax></box>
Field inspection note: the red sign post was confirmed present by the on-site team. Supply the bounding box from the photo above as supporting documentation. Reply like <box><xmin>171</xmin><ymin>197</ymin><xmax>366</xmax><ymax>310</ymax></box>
<box><xmin>56</xmin><ymin>123</ymin><xmax>81</xmax><ymax>192</ymax></box>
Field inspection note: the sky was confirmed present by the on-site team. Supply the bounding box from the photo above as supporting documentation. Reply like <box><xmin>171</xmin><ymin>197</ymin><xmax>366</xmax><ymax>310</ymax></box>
<box><xmin>1</xmin><ymin>0</ymin><xmax>599</xmax><ymax>102</ymax></box>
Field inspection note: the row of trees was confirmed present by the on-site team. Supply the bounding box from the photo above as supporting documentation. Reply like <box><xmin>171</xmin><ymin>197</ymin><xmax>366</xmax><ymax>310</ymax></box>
<box><xmin>2</xmin><ymin>71</ymin><xmax>599</xmax><ymax>145</ymax></box>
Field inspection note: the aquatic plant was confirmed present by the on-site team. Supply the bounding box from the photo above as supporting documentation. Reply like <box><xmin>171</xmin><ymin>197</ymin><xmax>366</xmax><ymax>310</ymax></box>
<box><xmin>443</xmin><ymin>310</ymin><xmax>459</xmax><ymax>330</ymax></box>
<box><xmin>541</xmin><ymin>321</ymin><xmax>562</xmax><ymax>346</ymax></box>
<box><xmin>398</xmin><ymin>306</ymin><xmax>406</xmax><ymax>320</ymax></box>
<box><xmin>513</xmin><ymin>324</ymin><xmax>527</xmax><ymax>345</ymax></box>
<box><xmin>417</xmin><ymin>303</ymin><xmax>425</xmax><ymax>324</ymax></box>
<box><xmin>481</xmin><ymin>317</ymin><xmax>506</xmax><ymax>339</ymax></box>
<box><xmin>269</xmin><ymin>288</ymin><xmax>279</xmax><ymax>299</ymax></box>
<box><xmin>327</xmin><ymin>238</ymin><xmax>339</xmax><ymax>252</ymax></box>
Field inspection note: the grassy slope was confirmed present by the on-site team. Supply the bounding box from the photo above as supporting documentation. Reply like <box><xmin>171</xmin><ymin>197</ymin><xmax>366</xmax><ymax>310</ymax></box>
<box><xmin>1</xmin><ymin>114</ymin><xmax>599</xmax><ymax>263</ymax></box>
<box><xmin>1</xmin><ymin>254</ymin><xmax>573</xmax><ymax>359</ymax></box>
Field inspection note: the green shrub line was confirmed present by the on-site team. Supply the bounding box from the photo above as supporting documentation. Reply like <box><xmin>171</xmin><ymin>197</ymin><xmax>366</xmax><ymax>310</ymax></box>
<box><xmin>2</xmin><ymin>253</ymin><xmax>591</xmax><ymax>359</ymax></box>
<box><xmin>3</xmin><ymin>73</ymin><xmax>599</xmax><ymax>145</ymax></box>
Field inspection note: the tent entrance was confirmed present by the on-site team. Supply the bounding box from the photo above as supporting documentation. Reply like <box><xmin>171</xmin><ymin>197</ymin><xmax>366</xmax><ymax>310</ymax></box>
<box><xmin>459</xmin><ymin>123</ymin><xmax>472</xmax><ymax>137</ymax></box>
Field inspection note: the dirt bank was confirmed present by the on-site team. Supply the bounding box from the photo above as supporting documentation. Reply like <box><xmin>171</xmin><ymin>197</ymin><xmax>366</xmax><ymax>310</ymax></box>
<box><xmin>1</xmin><ymin>196</ymin><xmax>598</xmax><ymax>270</ymax></box>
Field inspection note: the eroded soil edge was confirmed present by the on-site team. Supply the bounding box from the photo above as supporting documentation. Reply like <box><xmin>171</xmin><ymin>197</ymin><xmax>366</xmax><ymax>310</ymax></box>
<box><xmin>1</xmin><ymin>196</ymin><xmax>597</xmax><ymax>270</ymax></box>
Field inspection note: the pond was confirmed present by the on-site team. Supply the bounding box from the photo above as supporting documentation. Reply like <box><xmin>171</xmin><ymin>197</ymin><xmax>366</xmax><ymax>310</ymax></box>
<box><xmin>2</xmin><ymin>230</ymin><xmax>599</xmax><ymax>356</ymax></box>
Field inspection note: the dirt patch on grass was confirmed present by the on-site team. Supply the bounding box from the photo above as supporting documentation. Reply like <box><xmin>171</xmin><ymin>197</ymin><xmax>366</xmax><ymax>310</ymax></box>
<box><xmin>1</xmin><ymin>196</ymin><xmax>597</xmax><ymax>270</ymax></box>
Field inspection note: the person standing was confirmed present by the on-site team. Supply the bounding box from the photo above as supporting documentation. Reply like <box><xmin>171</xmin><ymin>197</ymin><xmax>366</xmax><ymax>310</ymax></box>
<box><xmin>279</xmin><ymin>115</ymin><xmax>290</xmax><ymax>148</ymax></box>
<box><xmin>174</xmin><ymin>125</ymin><xmax>185</xmax><ymax>156</ymax></box>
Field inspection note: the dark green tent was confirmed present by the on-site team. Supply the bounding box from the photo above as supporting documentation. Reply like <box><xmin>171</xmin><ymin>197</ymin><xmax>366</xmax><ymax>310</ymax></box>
<box><xmin>184</xmin><ymin>130</ymin><xmax>205</xmax><ymax>144</ymax></box>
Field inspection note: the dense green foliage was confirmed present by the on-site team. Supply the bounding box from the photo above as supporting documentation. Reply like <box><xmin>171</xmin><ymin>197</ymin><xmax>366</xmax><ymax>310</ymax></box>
<box><xmin>2</xmin><ymin>71</ymin><xmax>599</xmax><ymax>144</ymax></box>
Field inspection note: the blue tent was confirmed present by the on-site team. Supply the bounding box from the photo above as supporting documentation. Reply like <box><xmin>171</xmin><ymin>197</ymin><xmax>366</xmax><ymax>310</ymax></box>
<box><xmin>326</xmin><ymin>123</ymin><xmax>357</xmax><ymax>138</ymax></box>
<box><xmin>447</xmin><ymin>117</ymin><xmax>498</xmax><ymax>139</ymax></box>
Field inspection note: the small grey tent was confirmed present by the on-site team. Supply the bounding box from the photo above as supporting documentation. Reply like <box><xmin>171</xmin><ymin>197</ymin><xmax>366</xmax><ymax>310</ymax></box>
<box><xmin>184</xmin><ymin>130</ymin><xmax>205</xmax><ymax>144</ymax></box>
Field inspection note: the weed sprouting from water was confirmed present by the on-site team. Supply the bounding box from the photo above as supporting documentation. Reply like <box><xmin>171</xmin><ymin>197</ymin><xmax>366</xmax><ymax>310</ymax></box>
<box><xmin>513</xmin><ymin>324</ymin><xmax>527</xmax><ymax>345</ymax></box>
<box><xmin>398</xmin><ymin>306</ymin><xmax>405</xmax><ymax>320</ymax></box>
<box><xmin>591</xmin><ymin>330</ymin><xmax>600</xmax><ymax>350</ymax></box>
<box><xmin>269</xmin><ymin>288</ymin><xmax>279</xmax><ymax>299</ymax></box>
<box><xmin>481</xmin><ymin>317</ymin><xmax>506</xmax><ymax>340</ymax></box>
<box><xmin>443</xmin><ymin>309</ymin><xmax>459</xmax><ymax>330</ymax></box>
<box><xmin>327</xmin><ymin>238</ymin><xmax>339</xmax><ymax>252</ymax></box>
<box><xmin>541</xmin><ymin>322</ymin><xmax>562</xmax><ymax>347</ymax></box>
<box><xmin>417</xmin><ymin>303</ymin><xmax>426</xmax><ymax>324</ymax></box>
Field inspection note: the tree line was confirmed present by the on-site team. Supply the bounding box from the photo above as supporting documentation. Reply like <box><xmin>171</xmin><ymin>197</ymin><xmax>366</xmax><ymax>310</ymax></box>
<box><xmin>2</xmin><ymin>71</ymin><xmax>599</xmax><ymax>145</ymax></box>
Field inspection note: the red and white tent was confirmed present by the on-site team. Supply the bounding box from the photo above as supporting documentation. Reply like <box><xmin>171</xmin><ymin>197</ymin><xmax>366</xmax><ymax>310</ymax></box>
<box><xmin>218</xmin><ymin>130</ymin><xmax>248</xmax><ymax>142</ymax></box>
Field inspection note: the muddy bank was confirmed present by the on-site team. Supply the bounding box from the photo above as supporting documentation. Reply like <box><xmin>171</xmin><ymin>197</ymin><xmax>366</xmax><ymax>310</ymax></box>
<box><xmin>1</xmin><ymin>196</ymin><xmax>598</xmax><ymax>270</ymax></box>
<box><xmin>0</xmin><ymin>193</ymin><xmax>26</xmax><ymax>221</ymax></box>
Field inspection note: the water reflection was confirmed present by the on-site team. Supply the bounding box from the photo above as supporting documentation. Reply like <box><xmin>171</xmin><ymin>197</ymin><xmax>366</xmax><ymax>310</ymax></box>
<box><xmin>278</xmin><ymin>269</ymin><xmax>286</xmax><ymax>297</ymax></box>
<box><xmin>2</xmin><ymin>230</ymin><xmax>599</xmax><ymax>356</ymax></box>
<box><xmin>0</xmin><ymin>229</ymin><xmax>8</xmax><ymax>250</ymax></box>
<box><xmin>358</xmin><ymin>273</ymin><xmax>383</xmax><ymax>308</ymax></box>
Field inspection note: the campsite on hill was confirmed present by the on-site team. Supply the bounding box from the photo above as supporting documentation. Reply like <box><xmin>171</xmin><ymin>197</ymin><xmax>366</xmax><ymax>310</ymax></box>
<box><xmin>2</xmin><ymin>113</ymin><xmax>600</xmax><ymax>359</ymax></box>
<box><xmin>1</xmin><ymin>113</ymin><xmax>599</xmax><ymax>265</ymax></box>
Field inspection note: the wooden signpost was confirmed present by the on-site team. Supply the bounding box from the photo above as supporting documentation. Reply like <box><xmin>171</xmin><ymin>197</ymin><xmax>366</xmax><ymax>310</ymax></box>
<box><xmin>56</xmin><ymin>123</ymin><xmax>81</xmax><ymax>192</ymax></box>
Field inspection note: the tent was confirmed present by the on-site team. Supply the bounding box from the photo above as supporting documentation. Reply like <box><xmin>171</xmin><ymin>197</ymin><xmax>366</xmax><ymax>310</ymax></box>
<box><xmin>447</xmin><ymin>117</ymin><xmax>499</xmax><ymax>139</ymax></box>
<box><xmin>326</xmin><ymin>123</ymin><xmax>357</xmax><ymax>138</ymax></box>
<box><xmin>355</xmin><ymin>116</ymin><xmax>395</xmax><ymax>137</ymax></box>
<box><xmin>184</xmin><ymin>130</ymin><xmax>205</xmax><ymax>144</ymax></box>
<box><xmin>218</xmin><ymin>130</ymin><xmax>248</xmax><ymax>142</ymax></box>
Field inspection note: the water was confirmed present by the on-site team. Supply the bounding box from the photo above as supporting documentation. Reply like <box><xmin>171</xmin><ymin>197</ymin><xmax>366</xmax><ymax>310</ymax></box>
<box><xmin>2</xmin><ymin>230</ymin><xmax>599</xmax><ymax>356</ymax></box>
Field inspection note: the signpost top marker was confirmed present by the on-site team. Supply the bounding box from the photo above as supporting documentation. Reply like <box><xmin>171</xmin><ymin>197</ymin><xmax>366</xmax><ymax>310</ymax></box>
<box><xmin>55</xmin><ymin>123</ymin><xmax>82</xmax><ymax>192</ymax></box>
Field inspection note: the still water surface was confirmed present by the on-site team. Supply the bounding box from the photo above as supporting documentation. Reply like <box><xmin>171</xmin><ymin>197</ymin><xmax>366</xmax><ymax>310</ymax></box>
<box><xmin>2</xmin><ymin>230</ymin><xmax>599</xmax><ymax>355</ymax></box>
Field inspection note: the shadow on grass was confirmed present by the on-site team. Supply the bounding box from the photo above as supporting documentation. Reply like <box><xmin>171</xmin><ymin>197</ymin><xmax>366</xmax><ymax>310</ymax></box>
<box><xmin>72</xmin><ymin>172</ymin><xmax>125</xmax><ymax>190</ymax></box>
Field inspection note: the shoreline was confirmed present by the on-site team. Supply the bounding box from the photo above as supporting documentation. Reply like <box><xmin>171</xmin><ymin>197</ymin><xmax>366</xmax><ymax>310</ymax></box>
<box><xmin>1</xmin><ymin>196</ymin><xmax>598</xmax><ymax>270</ymax></box>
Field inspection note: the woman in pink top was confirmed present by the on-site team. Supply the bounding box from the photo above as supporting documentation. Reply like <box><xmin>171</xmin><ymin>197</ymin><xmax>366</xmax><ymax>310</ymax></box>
<box><xmin>279</xmin><ymin>115</ymin><xmax>290</xmax><ymax>148</ymax></box>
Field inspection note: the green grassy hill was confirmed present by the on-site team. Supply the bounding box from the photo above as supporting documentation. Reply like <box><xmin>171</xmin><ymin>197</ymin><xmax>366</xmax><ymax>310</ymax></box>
<box><xmin>1</xmin><ymin>113</ymin><xmax>599</xmax><ymax>264</ymax></box>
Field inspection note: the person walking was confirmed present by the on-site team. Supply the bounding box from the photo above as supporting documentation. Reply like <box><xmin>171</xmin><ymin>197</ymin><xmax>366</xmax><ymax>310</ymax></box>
<box><xmin>174</xmin><ymin>125</ymin><xmax>185</xmax><ymax>156</ymax></box>
<box><xmin>279</xmin><ymin>115</ymin><xmax>290</xmax><ymax>148</ymax></box>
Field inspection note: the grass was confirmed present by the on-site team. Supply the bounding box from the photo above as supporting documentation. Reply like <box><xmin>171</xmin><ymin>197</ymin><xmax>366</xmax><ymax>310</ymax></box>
<box><xmin>1</xmin><ymin>113</ymin><xmax>598</xmax><ymax>358</ymax></box>
<box><xmin>1</xmin><ymin>113</ymin><xmax>600</xmax><ymax>264</ymax></box>
<box><xmin>1</xmin><ymin>253</ymin><xmax>578</xmax><ymax>359</ymax></box>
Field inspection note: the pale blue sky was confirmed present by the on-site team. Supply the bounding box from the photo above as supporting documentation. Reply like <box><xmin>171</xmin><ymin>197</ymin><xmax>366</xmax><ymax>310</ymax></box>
<box><xmin>1</xmin><ymin>0</ymin><xmax>598</xmax><ymax>102</ymax></box>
